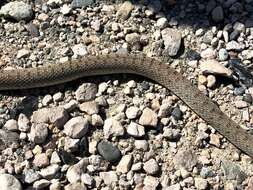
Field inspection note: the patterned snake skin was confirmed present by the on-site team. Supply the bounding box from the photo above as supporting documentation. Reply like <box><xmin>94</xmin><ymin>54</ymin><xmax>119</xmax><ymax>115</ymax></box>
<box><xmin>1</xmin><ymin>54</ymin><xmax>253</xmax><ymax>157</ymax></box>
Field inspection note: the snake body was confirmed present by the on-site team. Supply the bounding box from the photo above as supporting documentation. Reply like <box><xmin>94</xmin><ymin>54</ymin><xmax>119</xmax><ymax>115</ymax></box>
<box><xmin>1</xmin><ymin>54</ymin><xmax>253</xmax><ymax>157</ymax></box>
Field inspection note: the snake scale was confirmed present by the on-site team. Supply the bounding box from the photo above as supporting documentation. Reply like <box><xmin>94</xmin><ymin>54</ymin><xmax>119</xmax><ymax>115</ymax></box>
<box><xmin>1</xmin><ymin>54</ymin><xmax>253</xmax><ymax>157</ymax></box>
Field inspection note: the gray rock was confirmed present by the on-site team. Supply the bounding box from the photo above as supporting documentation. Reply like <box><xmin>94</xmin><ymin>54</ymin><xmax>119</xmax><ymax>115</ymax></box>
<box><xmin>24</xmin><ymin>169</ymin><xmax>41</xmax><ymax>184</ymax></box>
<box><xmin>173</xmin><ymin>149</ymin><xmax>198</xmax><ymax>171</ymax></box>
<box><xmin>116</xmin><ymin>1</ymin><xmax>134</xmax><ymax>20</ymax></box>
<box><xmin>29</xmin><ymin>123</ymin><xmax>48</xmax><ymax>144</ymax></box>
<box><xmin>200</xmin><ymin>167</ymin><xmax>214</xmax><ymax>178</ymax></box>
<box><xmin>75</xmin><ymin>83</ymin><xmax>97</xmax><ymax>102</ymax></box>
<box><xmin>162</xmin><ymin>28</ymin><xmax>182</xmax><ymax>56</ymax></box>
<box><xmin>218</xmin><ymin>48</ymin><xmax>229</xmax><ymax>61</ymax></box>
<box><xmin>97</xmin><ymin>140</ymin><xmax>121</xmax><ymax>163</ymax></box>
<box><xmin>0</xmin><ymin>129</ymin><xmax>19</xmax><ymax>149</ymax></box>
<box><xmin>139</xmin><ymin>107</ymin><xmax>158</xmax><ymax>127</ymax></box>
<box><xmin>32</xmin><ymin>107</ymin><xmax>69</xmax><ymax>128</ymax></box>
<box><xmin>0</xmin><ymin>174</ymin><xmax>22</xmax><ymax>190</ymax></box>
<box><xmin>79</xmin><ymin>101</ymin><xmax>99</xmax><ymax>115</ymax></box>
<box><xmin>221</xmin><ymin>160</ymin><xmax>246</xmax><ymax>183</ymax></box>
<box><xmin>125</xmin><ymin>106</ymin><xmax>140</xmax><ymax>119</ymax></box>
<box><xmin>71</xmin><ymin>0</ymin><xmax>94</xmax><ymax>8</ymax></box>
<box><xmin>64</xmin><ymin>116</ymin><xmax>89</xmax><ymax>139</ymax></box>
<box><xmin>211</xmin><ymin>6</ymin><xmax>224</xmax><ymax>23</ymax></box>
<box><xmin>0</xmin><ymin>1</ymin><xmax>33</xmax><ymax>21</ymax></box>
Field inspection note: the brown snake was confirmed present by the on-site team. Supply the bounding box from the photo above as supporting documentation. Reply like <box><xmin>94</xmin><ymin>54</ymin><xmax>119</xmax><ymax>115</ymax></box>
<box><xmin>1</xmin><ymin>54</ymin><xmax>253</xmax><ymax>157</ymax></box>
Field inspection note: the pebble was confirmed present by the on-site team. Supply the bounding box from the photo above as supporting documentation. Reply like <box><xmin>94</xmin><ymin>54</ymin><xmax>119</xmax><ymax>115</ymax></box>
<box><xmin>42</xmin><ymin>95</ymin><xmax>53</xmax><ymax>106</ymax></box>
<box><xmin>53</xmin><ymin>92</ymin><xmax>63</xmax><ymax>102</ymax></box>
<box><xmin>234</xmin><ymin>100</ymin><xmax>248</xmax><ymax>108</ymax></box>
<box><xmin>72</xmin><ymin>44</ymin><xmax>88</xmax><ymax>57</ymax></box>
<box><xmin>206</xmin><ymin>75</ymin><xmax>216</xmax><ymax>88</ymax></box>
<box><xmin>75</xmin><ymin>83</ymin><xmax>97</xmax><ymax>102</ymax></box>
<box><xmin>127</xmin><ymin>122</ymin><xmax>145</xmax><ymax>137</ymax></box>
<box><xmin>33</xmin><ymin>153</ymin><xmax>49</xmax><ymax>168</ymax></box>
<box><xmin>221</xmin><ymin>160</ymin><xmax>246</xmax><ymax>183</ymax></box>
<box><xmin>143</xmin><ymin>159</ymin><xmax>160</xmax><ymax>175</ymax></box>
<box><xmin>0</xmin><ymin>1</ymin><xmax>33</xmax><ymax>21</ymax></box>
<box><xmin>66</xmin><ymin>159</ymin><xmax>88</xmax><ymax>183</ymax></box>
<box><xmin>241</xmin><ymin>49</ymin><xmax>253</xmax><ymax>60</ymax></box>
<box><xmin>39</xmin><ymin>164</ymin><xmax>60</xmax><ymax>179</ymax></box>
<box><xmin>211</xmin><ymin>6</ymin><xmax>224</xmax><ymax>23</ymax></box>
<box><xmin>17</xmin><ymin>49</ymin><xmax>30</xmax><ymax>59</ymax></box>
<box><xmin>79</xmin><ymin>101</ymin><xmax>99</xmax><ymax>115</ymax></box>
<box><xmin>218</xmin><ymin>48</ymin><xmax>229</xmax><ymax>61</ymax></box>
<box><xmin>134</xmin><ymin>140</ymin><xmax>149</xmax><ymax>151</ymax></box>
<box><xmin>139</xmin><ymin>107</ymin><xmax>158</xmax><ymax>127</ymax></box>
<box><xmin>194</xmin><ymin>178</ymin><xmax>208</xmax><ymax>190</ymax></box>
<box><xmin>97</xmin><ymin>140</ymin><xmax>121</xmax><ymax>163</ymax></box>
<box><xmin>226</xmin><ymin>41</ymin><xmax>245</xmax><ymax>51</ymax></box>
<box><xmin>173</xmin><ymin>149</ymin><xmax>198</xmax><ymax>171</ymax></box>
<box><xmin>103</xmin><ymin>118</ymin><xmax>124</xmax><ymax>138</ymax></box>
<box><xmin>156</xmin><ymin>17</ymin><xmax>168</xmax><ymax>29</ymax></box>
<box><xmin>200</xmin><ymin>59</ymin><xmax>233</xmax><ymax>77</ymax></box>
<box><xmin>99</xmin><ymin>171</ymin><xmax>118</xmax><ymax>185</ymax></box>
<box><xmin>4</xmin><ymin>119</ymin><xmax>18</xmax><ymax>132</ymax></box>
<box><xmin>61</xmin><ymin>4</ymin><xmax>72</xmax><ymax>15</ymax></box>
<box><xmin>24</xmin><ymin>169</ymin><xmax>41</xmax><ymax>184</ymax></box>
<box><xmin>64</xmin><ymin>116</ymin><xmax>89</xmax><ymax>139</ymax></box>
<box><xmin>116</xmin><ymin>1</ymin><xmax>134</xmax><ymax>20</ymax></box>
<box><xmin>33</xmin><ymin>179</ymin><xmax>50</xmax><ymax>189</ymax></box>
<box><xmin>161</xmin><ymin>28</ymin><xmax>182</xmax><ymax>56</ymax></box>
<box><xmin>65</xmin><ymin>182</ymin><xmax>87</xmax><ymax>190</ymax></box>
<box><xmin>125</xmin><ymin>106</ymin><xmax>140</xmax><ymax>119</ymax></box>
<box><xmin>29</xmin><ymin>123</ymin><xmax>48</xmax><ymax>144</ymax></box>
<box><xmin>116</xmin><ymin>154</ymin><xmax>133</xmax><ymax>173</ymax></box>
<box><xmin>71</xmin><ymin>0</ymin><xmax>94</xmax><ymax>8</ymax></box>
<box><xmin>0</xmin><ymin>174</ymin><xmax>22</xmax><ymax>190</ymax></box>
<box><xmin>200</xmin><ymin>48</ymin><xmax>216</xmax><ymax>59</ymax></box>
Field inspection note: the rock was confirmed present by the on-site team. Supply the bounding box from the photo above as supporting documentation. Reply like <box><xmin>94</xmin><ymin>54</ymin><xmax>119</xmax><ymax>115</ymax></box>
<box><xmin>64</xmin><ymin>100</ymin><xmax>78</xmax><ymax>111</ymax></box>
<box><xmin>61</xmin><ymin>4</ymin><xmax>72</xmax><ymax>15</ymax></box>
<box><xmin>200</xmin><ymin>59</ymin><xmax>233</xmax><ymax>77</ymax></box>
<box><xmin>64</xmin><ymin>137</ymin><xmax>80</xmax><ymax>152</ymax></box>
<box><xmin>33</xmin><ymin>153</ymin><xmax>49</xmax><ymax>168</ymax></box>
<box><xmin>103</xmin><ymin>118</ymin><xmax>124</xmax><ymax>138</ymax></box>
<box><xmin>127</xmin><ymin>122</ymin><xmax>145</xmax><ymax>137</ymax></box>
<box><xmin>39</xmin><ymin>164</ymin><xmax>60</xmax><ymax>179</ymax></box>
<box><xmin>33</xmin><ymin>179</ymin><xmax>50</xmax><ymax>189</ymax></box>
<box><xmin>209</xmin><ymin>133</ymin><xmax>221</xmax><ymax>147</ymax></box>
<box><xmin>0</xmin><ymin>1</ymin><xmax>33</xmax><ymax>21</ymax></box>
<box><xmin>125</xmin><ymin>33</ymin><xmax>140</xmax><ymax>44</ymax></box>
<box><xmin>241</xmin><ymin>49</ymin><xmax>253</xmax><ymax>60</ymax></box>
<box><xmin>173</xmin><ymin>149</ymin><xmax>198</xmax><ymax>171</ymax></box>
<box><xmin>226</xmin><ymin>41</ymin><xmax>245</xmax><ymax>51</ymax></box>
<box><xmin>72</xmin><ymin>44</ymin><xmax>88</xmax><ymax>57</ymax></box>
<box><xmin>97</xmin><ymin>140</ymin><xmax>121</xmax><ymax>163</ymax></box>
<box><xmin>53</xmin><ymin>92</ymin><xmax>63</xmax><ymax>102</ymax></box>
<box><xmin>0</xmin><ymin>174</ymin><xmax>22</xmax><ymax>190</ymax></box>
<box><xmin>64</xmin><ymin>116</ymin><xmax>89</xmax><ymax>139</ymax></box>
<box><xmin>24</xmin><ymin>169</ymin><xmax>41</xmax><ymax>184</ymax></box>
<box><xmin>91</xmin><ymin>19</ymin><xmax>101</xmax><ymax>31</ymax></box>
<box><xmin>18</xmin><ymin>113</ymin><xmax>30</xmax><ymax>132</ymax></box>
<box><xmin>66</xmin><ymin>158</ymin><xmax>88</xmax><ymax>183</ymax></box>
<box><xmin>200</xmin><ymin>48</ymin><xmax>216</xmax><ymax>59</ymax></box>
<box><xmin>211</xmin><ymin>6</ymin><xmax>224</xmax><ymax>23</ymax></box>
<box><xmin>171</xmin><ymin>106</ymin><xmax>182</xmax><ymax>120</ymax></box>
<box><xmin>50</xmin><ymin>151</ymin><xmax>61</xmax><ymax>164</ymax></box>
<box><xmin>156</xmin><ymin>17</ymin><xmax>168</xmax><ymax>29</ymax></box>
<box><xmin>29</xmin><ymin>123</ymin><xmax>48</xmax><ymax>144</ymax></box>
<box><xmin>42</xmin><ymin>95</ymin><xmax>53</xmax><ymax>106</ymax></box>
<box><xmin>206</xmin><ymin>75</ymin><xmax>216</xmax><ymax>88</ymax></box>
<box><xmin>230</xmin><ymin>30</ymin><xmax>240</xmax><ymax>41</ymax></box>
<box><xmin>71</xmin><ymin>0</ymin><xmax>94</xmax><ymax>8</ymax></box>
<box><xmin>195</xmin><ymin>29</ymin><xmax>204</xmax><ymax>37</ymax></box>
<box><xmin>218</xmin><ymin>48</ymin><xmax>229</xmax><ymax>61</ymax></box>
<box><xmin>75</xmin><ymin>83</ymin><xmax>97</xmax><ymax>102</ymax></box>
<box><xmin>221</xmin><ymin>160</ymin><xmax>246</xmax><ymax>183</ymax></box>
<box><xmin>194</xmin><ymin>178</ymin><xmax>208</xmax><ymax>190</ymax></box>
<box><xmin>143</xmin><ymin>159</ymin><xmax>160</xmax><ymax>175</ymax></box>
<box><xmin>165</xmin><ymin>183</ymin><xmax>181</xmax><ymax>190</ymax></box>
<box><xmin>134</xmin><ymin>140</ymin><xmax>149</xmax><ymax>151</ymax></box>
<box><xmin>65</xmin><ymin>182</ymin><xmax>87</xmax><ymax>190</ymax></box>
<box><xmin>200</xmin><ymin>167</ymin><xmax>214</xmax><ymax>178</ymax></box>
<box><xmin>233</xmin><ymin>22</ymin><xmax>245</xmax><ymax>33</ymax></box>
<box><xmin>203</xmin><ymin>31</ymin><xmax>214</xmax><ymax>44</ymax></box>
<box><xmin>139</xmin><ymin>107</ymin><xmax>158</xmax><ymax>127</ymax></box>
<box><xmin>163</xmin><ymin>128</ymin><xmax>181</xmax><ymax>141</ymax></box>
<box><xmin>17</xmin><ymin>49</ymin><xmax>30</xmax><ymax>59</ymax></box>
<box><xmin>116</xmin><ymin>1</ymin><xmax>134</xmax><ymax>20</ymax></box>
<box><xmin>4</xmin><ymin>119</ymin><xmax>18</xmax><ymax>132</ymax></box>
<box><xmin>99</xmin><ymin>171</ymin><xmax>118</xmax><ymax>185</ymax></box>
<box><xmin>0</xmin><ymin>129</ymin><xmax>19</xmax><ymax>149</ymax></box>
<box><xmin>116</xmin><ymin>154</ymin><xmax>133</xmax><ymax>173</ymax></box>
<box><xmin>32</xmin><ymin>107</ymin><xmax>69</xmax><ymax>128</ymax></box>
<box><xmin>79</xmin><ymin>101</ymin><xmax>99</xmax><ymax>115</ymax></box>
<box><xmin>143</xmin><ymin>175</ymin><xmax>159</xmax><ymax>189</ymax></box>
<box><xmin>125</xmin><ymin>106</ymin><xmax>140</xmax><ymax>119</ymax></box>
<box><xmin>162</xmin><ymin>28</ymin><xmax>182</xmax><ymax>56</ymax></box>
<box><xmin>81</xmin><ymin>173</ymin><xmax>94</xmax><ymax>186</ymax></box>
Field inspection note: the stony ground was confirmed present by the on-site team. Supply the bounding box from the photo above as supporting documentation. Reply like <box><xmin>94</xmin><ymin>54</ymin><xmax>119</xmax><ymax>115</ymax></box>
<box><xmin>0</xmin><ymin>0</ymin><xmax>253</xmax><ymax>189</ymax></box>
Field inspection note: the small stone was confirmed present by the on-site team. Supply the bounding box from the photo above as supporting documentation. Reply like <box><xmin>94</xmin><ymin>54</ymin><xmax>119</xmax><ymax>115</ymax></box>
<box><xmin>206</xmin><ymin>75</ymin><xmax>216</xmax><ymax>88</ymax></box>
<box><xmin>0</xmin><ymin>1</ymin><xmax>33</xmax><ymax>21</ymax></box>
<box><xmin>64</xmin><ymin>137</ymin><xmax>79</xmax><ymax>152</ymax></box>
<box><xmin>81</xmin><ymin>173</ymin><xmax>93</xmax><ymax>186</ymax></box>
<box><xmin>125</xmin><ymin>33</ymin><xmax>140</xmax><ymax>44</ymax></box>
<box><xmin>171</xmin><ymin>106</ymin><xmax>182</xmax><ymax>120</ymax></box>
<box><xmin>143</xmin><ymin>159</ymin><xmax>160</xmax><ymax>175</ymax></box>
<box><xmin>116</xmin><ymin>154</ymin><xmax>133</xmax><ymax>173</ymax></box>
<box><xmin>33</xmin><ymin>153</ymin><xmax>49</xmax><ymax>168</ymax></box>
<box><xmin>132</xmin><ymin>162</ymin><xmax>142</xmax><ymax>171</ymax></box>
<box><xmin>134</xmin><ymin>140</ymin><xmax>149</xmax><ymax>151</ymax></box>
<box><xmin>127</xmin><ymin>122</ymin><xmax>145</xmax><ymax>137</ymax></box>
<box><xmin>97</xmin><ymin>140</ymin><xmax>121</xmax><ymax>163</ymax></box>
<box><xmin>75</xmin><ymin>83</ymin><xmax>97</xmax><ymax>102</ymax></box>
<box><xmin>139</xmin><ymin>107</ymin><xmax>158</xmax><ymax>127</ymax></box>
<box><xmin>72</xmin><ymin>44</ymin><xmax>88</xmax><ymax>57</ymax></box>
<box><xmin>0</xmin><ymin>174</ymin><xmax>22</xmax><ymax>190</ymax></box>
<box><xmin>71</xmin><ymin>0</ymin><xmax>94</xmax><ymax>8</ymax></box>
<box><xmin>32</xmin><ymin>107</ymin><xmax>69</xmax><ymax>128</ymax></box>
<box><xmin>230</xmin><ymin>30</ymin><xmax>240</xmax><ymax>41</ymax></box>
<box><xmin>64</xmin><ymin>116</ymin><xmax>89</xmax><ymax>139</ymax></box>
<box><xmin>226</xmin><ymin>41</ymin><xmax>245</xmax><ymax>51</ymax></box>
<box><xmin>156</xmin><ymin>17</ymin><xmax>168</xmax><ymax>29</ymax></box>
<box><xmin>17</xmin><ymin>49</ymin><xmax>30</xmax><ymax>59</ymax></box>
<box><xmin>143</xmin><ymin>175</ymin><xmax>159</xmax><ymax>189</ymax></box>
<box><xmin>64</xmin><ymin>100</ymin><xmax>78</xmax><ymax>111</ymax></box>
<box><xmin>91</xmin><ymin>19</ymin><xmax>101</xmax><ymax>32</ymax></box>
<box><xmin>33</xmin><ymin>179</ymin><xmax>50</xmax><ymax>189</ymax></box>
<box><xmin>162</xmin><ymin>28</ymin><xmax>182</xmax><ymax>56</ymax></box>
<box><xmin>53</xmin><ymin>92</ymin><xmax>63</xmax><ymax>102</ymax></box>
<box><xmin>42</xmin><ymin>95</ymin><xmax>53</xmax><ymax>106</ymax></box>
<box><xmin>233</xmin><ymin>22</ymin><xmax>245</xmax><ymax>33</ymax></box>
<box><xmin>173</xmin><ymin>149</ymin><xmax>198</xmax><ymax>171</ymax></box>
<box><xmin>29</xmin><ymin>123</ymin><xmax>48</xmax><ymax>144</ymax></box>
<box><xmin>99</xmin><ymin>171</ymin><xmax>118</xmax><ymax>185</ymax></box>
<box><xmin>211</xmin><ymin>6</ymin><xmax>224</xmax><ymax>23</ymax></box>
<box><xmin>116</xmin><ymin>1</ymin><xmax>134</xmax><ymax>20</ymax></box>
<box><xmin>66</xmin><ymin>159</ymin><xmax>88</xmax><ymax>183</ymax></box>
<box><xmin>163</xmin><ymin>128</ymin><xmax>181</xmax><ymax>140</ymax></box>
<box><xmin>200</xmin><ymin>167</ymin><xmax>214</xmax><ymax>178</ymax></box>
<box><xmin>39</xmin><ymin>164</ymin><xmax>60</xmax><ymax>179</ymax></box>
<box><xmin>195</xmin><ymin>29</ymin><xmax>204</xmax><ymax>36</ymax></box>
<box><xmin>241</xmin><ymin>49</ymin><xmax>253</xmax><ymax>60</ymax></box>
<box><xmin>234</xmin><ymin>100</ymin><xmax>247</xmax><ymax>108</ymax></box>
<box><xmin>18</xmin><ymin>113</ymin><xmax>30</xmax><ymax>132</ymax></box>
<box><xmin>209</xmin><ymin>133</ymin><xmax>221</xmax><ymax>147</ymax></box>
<box><xmin>218</xmin><ymin>48</ymin><xmax>229</xmax><ymax>61</ymax></box>
<box><xmin>79</xmin><ymin>101</ymin><xmax>99</xmax><ymax>115</ymax></box>
<box><xmin>194</xmin><ymin>178</ymin><xmax>208</xmax><ymax>190</ymax></box>
<box><xmin>50</xmin><ymin>151</ymin><xmax>61</xmax><ymax>164</ymax></box>
<box><xmin>203</xmin><ymin>31</ymin><xmax>214</xmax><ymax>44</ymax></box>
<box><xmin>221</xmin><ymin>160</ymin><xmax>246</xmax><ymax>183</ymax></box>
<box><xmin>200</xmin><ymin>48</ymin><xmax>216</xmax><ymax>59</ymax></box>
<box><xmin>125</xmin><ymin>106</ymin><xmax>140</xmax><ymax>119</ymax></box>
<box><xmin>103</xmin><ymin>118</ymin><xmax>124</xmax><ymax>138</ymax></box>
<box><xmin>200</xmin><ymin>59</ymin><xmax>233</xmax><ymax>77</ymax></box>
<box><xmin>65</xmin><ymin>182</ymin><xmax>87</xmax><ymax>190</ymax></box>
<box><xmin>4</xmin><ymin>119</ymin><xmax>18</xmax><ymax>132</ymax></box>
<box><xmin>91</xmin><ymin>114</ymin><xmax>104</xmax><ymax>127</ymax></box>
<box><xmin>61</xmin><ymin>4</ymin><xmax>71</xmax><ymax>15</ymax></box>
<box><xmin>24</xmin><ymin>169</ymin><xmax>41</xmax><ymax>184</ymax></box>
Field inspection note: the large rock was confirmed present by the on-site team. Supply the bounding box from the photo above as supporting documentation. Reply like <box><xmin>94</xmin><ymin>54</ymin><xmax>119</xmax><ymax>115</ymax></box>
<box><xmin>0</xmin><ymin>174</ymin><xmax>22</xmax><ymax>190</ymax></box>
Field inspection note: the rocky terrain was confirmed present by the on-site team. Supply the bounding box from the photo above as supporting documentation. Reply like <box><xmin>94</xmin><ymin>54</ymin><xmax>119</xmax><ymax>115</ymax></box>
<box><xmin>0</xmin><ymin>0</ymin><xmax>253</xmax><ymax>189</ymax></box>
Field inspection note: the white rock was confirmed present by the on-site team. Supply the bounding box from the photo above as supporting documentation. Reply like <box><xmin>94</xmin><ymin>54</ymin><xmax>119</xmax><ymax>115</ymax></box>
<box><xmin>125</xmin><ymin>106</ymin><xmax>140</xmax><ymax>119</ymax></box>
<box><xmin>143</xmin><ymin>159</ymin><xmax>160</xmax><ymax>175</ymax></box>
<box><xmin>100</xmin><ymin>171</ymin><xmax>118</xmax><ymax>185</ymax></box>
<box><xmin>200</xmin><ymin>48</ymin><xmax>216</xmax><ymax>59</ymax></box>
<box><xmin>103</xmin><ymin>118</ymin><xmax>124</xmax><ymax>138</ymax></box>
<box><xmin>127</xmin><ymin>122</ymin><xmax>145</xmax><ymax>137</ymax></box>
<box><xmin>139</xmin><ymin>107</ymin><xmax>158</xmax><ymax>127</ymax></box>
<box><xmin>0</xmin><ymin>174</ymin><xmax>22</xmax><ymax>190</ymax></box>
<box><xmin>116</xmin><ymin>154</ymin><xmax>133</xmax><ymax>173</ymax></box>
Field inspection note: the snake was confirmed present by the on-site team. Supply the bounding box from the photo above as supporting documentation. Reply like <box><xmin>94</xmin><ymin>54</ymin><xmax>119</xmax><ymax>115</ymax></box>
<box><xmin>1</xmin><ymin>54</ymin><xmax>253</xmax><ymax>157</ymax></box>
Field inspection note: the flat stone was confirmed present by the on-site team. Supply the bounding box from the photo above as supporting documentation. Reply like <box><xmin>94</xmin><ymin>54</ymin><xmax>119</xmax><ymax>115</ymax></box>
<box><xmin>64</xmin><ymin>116</ymin><xmax>89</xmax><ymax>139</ymax></box>
<box><xmin>4</xmin><ymin>119</ymin><xmax>18</xmax><ymax>132</ymax></box>
<box><xmin>161</xmin><ymin>28</ymin><xmax>182</xmax><ymax>56</ymax></box>
<box><xmin>0</xmin><ymin>174</ymin><xmax>22</xmax><ymax>190</ymax></box>
<box><xmin>200</xmin><ymin>48</ymin><xmax>216</xmax><ymax>59</ymax></box>
<box><xmin>173</xmin><ymin>149</ymin><xmax>198</xmax><ymax>171</ymax></box>
<box><xmin>97</xmin><ymin>140</ymin><xmax>121</xmax><ymax>163</ymax></box>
